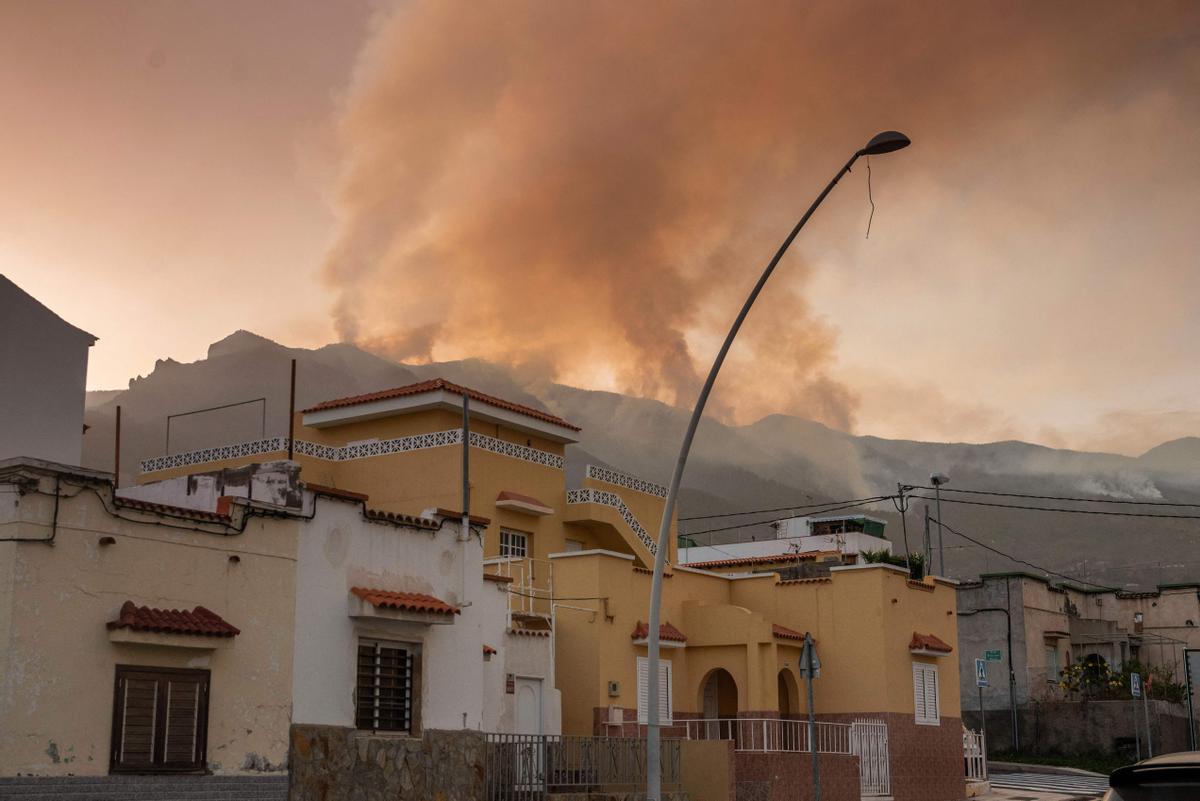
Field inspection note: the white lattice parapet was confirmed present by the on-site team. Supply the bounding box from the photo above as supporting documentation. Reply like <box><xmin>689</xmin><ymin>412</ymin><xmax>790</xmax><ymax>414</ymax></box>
<box><xmin>140</xmin><ymin>437</ymin><xmax>289</xmax><ymax>473</ymax></box>
<box><xmin>584</xmin><ymin>465</ymin><xmax>667</xmax><ymax>498</ymax></box>
<box><xmin>567</xmin><ymin>488</ymin><xmax>657</xmax><ymax>555</ymax></box>
<box><xmin>140</xmin><ymin>428</ymin><xmax>564</xmax><ymax>473</ymax></box>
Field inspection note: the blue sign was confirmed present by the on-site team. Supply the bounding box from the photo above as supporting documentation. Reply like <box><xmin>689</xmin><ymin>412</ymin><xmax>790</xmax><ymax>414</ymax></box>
<box><xmin>975</xmin><ymin>658</ymin><xmax>989</xmax><ymax>688</ymax></box>
<box><xmin>1131</xmin><ymin>673</ymin><xmax>1143</xmax><ymax>699</ymax></box>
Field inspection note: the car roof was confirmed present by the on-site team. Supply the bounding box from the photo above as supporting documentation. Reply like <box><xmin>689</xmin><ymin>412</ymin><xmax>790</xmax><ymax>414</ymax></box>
<box><xmin>1137</xmin><ymin>752</ymin><xmax>1200</xmax><ymax>766</ymax></box>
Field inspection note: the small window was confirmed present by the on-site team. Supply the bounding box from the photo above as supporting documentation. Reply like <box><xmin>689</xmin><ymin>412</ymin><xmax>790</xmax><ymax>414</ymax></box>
<box><xmin>111</xmin><ymin>665</ymin><xmax>209</xmax><ymax>773</ymax></box>
<box><xmin>1045</xmin><ymin>645</ymin><xmax>1060</xmax><ymax>683</ymax></box>
<box><xmin>912</xmin><ymin>662</ymin><xmax>940</xmax><ymax>726</ymax></box>
<box><xmin>356</xmin><ymin>640</ymin><xmax>418</xmax><ymax>734</ymax></box>
<box><xmin>636</xmin><ymin>656</ymin><xmax>673</xmax><ymax>724</ymax></box>
<box><xmin>500</xmin><ymin>529</ymin><xmax>529</xmax><ymax>559</ymax></box>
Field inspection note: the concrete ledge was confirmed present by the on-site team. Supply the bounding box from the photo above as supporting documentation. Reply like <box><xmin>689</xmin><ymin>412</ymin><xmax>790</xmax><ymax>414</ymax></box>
<box><xmin>988</xmin><ymin>760</ymin><xmax>1107</xmax><ymax>777</ymax></box>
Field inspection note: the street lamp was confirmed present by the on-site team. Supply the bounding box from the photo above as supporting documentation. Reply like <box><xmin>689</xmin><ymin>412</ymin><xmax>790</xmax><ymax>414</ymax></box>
<box><xmin>644</xmin><ymin>131</ymin><xmax>912</xmax><ymax>800</ymax></box>
<box><xmin>930</xmin><ymin>473</ymin><xmax>949</xmax><ymax>576</ymax></box>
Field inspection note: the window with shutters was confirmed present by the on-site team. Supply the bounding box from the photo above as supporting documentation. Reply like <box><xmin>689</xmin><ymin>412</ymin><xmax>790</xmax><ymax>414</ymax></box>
<box><xmin>110</xmin><ymin>666</ymin><xmax>209</xmax><ymax>773</ymax></box>
<box><xmin>636</xmin><ymin>656</ymin><xmax>673</xmax><ymax>724</ymax></box>
<box><xmin>912</xmin><ymin>662</ymin><xmax>940</xmax><ymax>726</ymax></box>
<box><xmin>356</xmin><ymin>639</ymin><xmax>419</xmax><ymax>734</ymax></box>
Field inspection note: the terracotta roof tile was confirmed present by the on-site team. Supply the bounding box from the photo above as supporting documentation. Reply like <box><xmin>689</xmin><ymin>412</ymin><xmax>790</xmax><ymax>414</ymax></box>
<box><xmin>483</xmin><ymin>644</ymin><xmax>497</xmax><ymax>656</ymax></box>
<box><xmin>685</xmin><ymin>551</ymin><xmax>841</xmax><ymax>569</ymax></box>
<box><xmin>772</xmin><ymin>623</ymin><xmax>807</xmax><ymax>641</ymax></box>
<box><xmin>107</xmin><ymin>601</ymin><xmax>240</xmax><ymax>637</ymax></box>
<box><xmin>778</xmin><ymin>577</ymin><xmax>833</xmax><ymax>585</ymax></box>
<box><xmin>496</xmin><ymin>490</ymin><xmax>553</xmax><ymax>513</ymax></box>
<box><xmin>363</xmin><ymin>508</ymin><xmax>441</xmax><ymax>530</ymax></box>
<box><xmin>115</xmin><ymin>498</ymin><xmax>231</xmax><ymax>523</ymax></box>
<box><xmin>483</xmin><ymin>572</ymin><xmax>514</xmax><ymax>583</ymax></box>
<box><xmin>909</xmin><ymin>631</ymin><xmax>953</xmax><ymax>653</ymax></box>
<box><xmin>509</xmin><ymin>628</ymin><xmax>551</xmax><ymax>637</ymax></box>
<box><xmin>351</xmin><ymin>587</ymin><xmax>459</xmax><ymax>615</ymax></box>
<box><xmin>301</xmin><ymin>378</ymin><xmax>580</xmax><ymax>431</ymax></box>
<box><xmin>631</xmin><ymin>620</ymin><xmax>687</xmax><ymax>643</ymax></box>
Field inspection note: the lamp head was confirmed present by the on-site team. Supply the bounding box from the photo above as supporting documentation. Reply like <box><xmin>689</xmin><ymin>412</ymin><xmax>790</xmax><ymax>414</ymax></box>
<box><xmin>930</xmin><ymin>473</ymin><xmax>950</xmax><ymax>487</ymax></box>
<box><xmin>859</xmin><ymin>130</ymin><xmax>911</xmax><ymax>156</ymax></box>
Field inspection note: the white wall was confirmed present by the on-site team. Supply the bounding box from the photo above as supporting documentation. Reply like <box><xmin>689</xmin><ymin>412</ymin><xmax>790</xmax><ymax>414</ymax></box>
<box><xmin>0</xmin><ymin>276</ymin><xmax>95</xmax><ymax>467</ymax></box>
<box><xmin>291</xmin><ymin>495</ymin><xmax>559</xmax><ymax>734</ymax></box>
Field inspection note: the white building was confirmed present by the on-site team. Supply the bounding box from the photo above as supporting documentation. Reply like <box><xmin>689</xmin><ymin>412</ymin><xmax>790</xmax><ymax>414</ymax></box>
<box><xmin>121</xmin><ymin>462</ymin><xmax>561</xmax><ymax>739</ymax></box>
<box><xmin>679</xmin><ymin>513</ymin><xmax>892</xmax><ymax>566</ymax></box>
<box><xmin>0</xmin><ymin>275</ymin><xmax>96</xmax><ymax>466</ymax></box>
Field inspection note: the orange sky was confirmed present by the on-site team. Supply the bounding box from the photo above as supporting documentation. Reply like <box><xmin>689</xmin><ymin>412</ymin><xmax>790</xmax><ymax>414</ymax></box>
<box><xmin>3</xmin><ymin>1</ymin><xmax>1198</xmax><ymax>455</ymax></box>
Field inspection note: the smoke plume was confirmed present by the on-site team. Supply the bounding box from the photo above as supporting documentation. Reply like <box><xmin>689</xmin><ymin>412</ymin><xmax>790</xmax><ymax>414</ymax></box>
<box><xmin>322</xmin><ymin>1</ymin><xmax>1195</xmax><ymax>430</ymax></box>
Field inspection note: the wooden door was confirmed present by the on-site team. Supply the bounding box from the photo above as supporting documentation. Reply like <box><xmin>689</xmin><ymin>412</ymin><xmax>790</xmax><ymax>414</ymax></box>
<box><xmin>111</xmin><ymin>666</ymin><xmax>209</xmax><ymax>773</ymax></box>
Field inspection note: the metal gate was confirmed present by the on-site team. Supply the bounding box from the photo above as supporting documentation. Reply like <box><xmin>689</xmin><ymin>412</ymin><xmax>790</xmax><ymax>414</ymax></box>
<box><xmin>850</xmin><ymin>718</ymin><xmax>891</xmax><ymax>797</ymax></box>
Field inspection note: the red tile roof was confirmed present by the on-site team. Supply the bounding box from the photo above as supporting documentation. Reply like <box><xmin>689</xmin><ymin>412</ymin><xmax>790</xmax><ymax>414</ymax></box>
<box><xmin>301</xmin><ymin>378</ymin><xmax>581</xmax><ymax>431</ymax></box>
<box><xmin>107</xmin><ymin>601</ymin><xmax>240</xmax><ymax>637</ymax></box>
<box><xmin>909</xmin><ymin>631</ymin><xmax>953</xmax><ymax>653</ymax></box>
<box><xmin>772</xmin><ymin>623</ymin><xmax>807</xmax><ymax>641</ymax></box>
<box><xmin>483</xmin><ymin>644</ymin><xmax>497</xmax><ymax>656</ymax></box>
<box><xmin>483</xmin><ymin>572</ymin><xmax>514</xmax><ymax>583</ymax></box>
<box><xmin>778</xmin><ymin>577</ymin><xmax>833</xmax><ymax>586</ymax></box>
<box><xmin>685</xmin><ymin>551</ymin><xmax>841</xmax><ymax>569</ymax></box>
<box><xmin>363</xmin><ymin>508</ymin><xmax>441</xmax><ymax>530</ymax></box>
<box><xmin>115</xmin><ymin>497</ymin><xmax>231</xmax><ymax>523</ymax></box>
<box><xmin>631</xmin><ymin>621</ymin><xmax>688</xmax><ymax>643</ymax></box>
<box><xmin>351</xmin><ymin>587</ymin><xmax>460</xmax><ymax>615</ymax></box>
<box><xmin>496</xmin><ymin>490</ymin><xmax>553</xmax><ymax>511</ymax></box>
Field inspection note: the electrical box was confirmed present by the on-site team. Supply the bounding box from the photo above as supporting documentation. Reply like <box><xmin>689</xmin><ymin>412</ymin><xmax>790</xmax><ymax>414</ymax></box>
<box><xmin>607</xmin><ymin>681</ymin><xmax>620</xmax><ymax>698</ymax></box>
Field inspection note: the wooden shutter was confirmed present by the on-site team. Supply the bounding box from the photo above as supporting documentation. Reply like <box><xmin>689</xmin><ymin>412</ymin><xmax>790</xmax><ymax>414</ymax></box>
<box><xmin>912</xmin><ymin>663</ymin><xmax>939</xmax><ymax>725</ymax></box>
<box><xmin>111</xmin><ymin>666</ymin><xmax>209</xmax><ymax>773</ymax></box>
<box><xmin>636</xmin><ymin>657</ymin><xmax>672</xmax><ymax>725</ymax></box>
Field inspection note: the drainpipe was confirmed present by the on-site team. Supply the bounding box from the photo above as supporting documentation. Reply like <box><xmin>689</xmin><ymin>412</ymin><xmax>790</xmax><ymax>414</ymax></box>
<box><xmin>960</xmin><ymin>605</ymin><xmax>1019</xmax><ymax>752</ymax></box>
<box><xmin>461</xmin><ymin>394</ymin><xmax>472</xmax><ymax>608</ymax></box>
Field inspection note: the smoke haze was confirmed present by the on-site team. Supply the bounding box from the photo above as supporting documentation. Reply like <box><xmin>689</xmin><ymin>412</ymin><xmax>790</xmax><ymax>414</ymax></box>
<box><xmin>322</xmin><ymin>1</ymin><xmax>1200</xmax><ymax>432</ymax></box>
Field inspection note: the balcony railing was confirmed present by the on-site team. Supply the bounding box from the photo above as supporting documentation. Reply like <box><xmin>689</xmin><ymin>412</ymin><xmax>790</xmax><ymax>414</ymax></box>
<box><xmin>603</xmin><ymin>718</ymin><xmax>852</xmax><ymax>754</ymax></box>
<box><xmin>484</xmin><ymin>556</ymin><xmax>553</xmax><ymax>621</ymax></box>
<box><xmin>484</xmin><ymin>734</ymin><xmax>680</xmax><ymax>801</ymax></box>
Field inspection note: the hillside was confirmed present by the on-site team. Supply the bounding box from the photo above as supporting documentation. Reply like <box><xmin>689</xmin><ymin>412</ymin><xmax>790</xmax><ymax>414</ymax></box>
<box><xmin>83</xmin><ymin>331</ymin><xmax>1200</xmax><ymax>589</ymax></box>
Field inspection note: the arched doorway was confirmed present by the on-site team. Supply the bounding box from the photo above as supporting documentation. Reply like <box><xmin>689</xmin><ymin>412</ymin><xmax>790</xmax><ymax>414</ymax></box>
<box><xmin>778</xmin><ymin>669</ymin><xmax>800</xmax><ymax>717</ymax></box>
<box><xmin>699</xmin><ymin>668</ymin><xmax>739</xmax><ymax>718</ymax></box>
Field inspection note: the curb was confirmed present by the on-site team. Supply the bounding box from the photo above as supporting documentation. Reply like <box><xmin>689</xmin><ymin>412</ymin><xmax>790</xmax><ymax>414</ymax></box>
<box><xmin>988</xmin><ymin>760</ymin><xmax>1108</xmax><ymax>778</ymax></box>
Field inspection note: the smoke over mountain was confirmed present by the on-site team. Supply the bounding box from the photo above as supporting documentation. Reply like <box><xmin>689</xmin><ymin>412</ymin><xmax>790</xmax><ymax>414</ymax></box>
<box><xmin>321</xmin><ymin>0</ymin><xmax>1198</xmax><ymax>434</ymax></box>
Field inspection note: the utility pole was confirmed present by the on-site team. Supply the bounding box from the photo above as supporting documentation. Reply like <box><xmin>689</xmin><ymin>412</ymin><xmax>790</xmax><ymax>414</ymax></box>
<box><xmin>895</xmin><ymin>483</ymin><xmax>912</xmax><ymax>574</ymax></box>
<box><xmin>923</xmin><ymin>504</ymin><xmax>932</xmax><ymax>569</ymax></box>
<box><xmin>801</xmin><ymin>633</ymin><xmax>822</xmax><ymax>801</ymax></box>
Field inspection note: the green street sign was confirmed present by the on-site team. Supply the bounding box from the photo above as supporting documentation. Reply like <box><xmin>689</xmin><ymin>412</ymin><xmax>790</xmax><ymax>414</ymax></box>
<box><xmin>985</xmin><ymin>650</ymin><xmax>1002</xmax><ymax>662</ymax></box>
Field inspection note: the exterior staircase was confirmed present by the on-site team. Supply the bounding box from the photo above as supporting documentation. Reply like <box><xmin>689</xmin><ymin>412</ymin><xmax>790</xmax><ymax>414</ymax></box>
<box><xmin>0</xmin><ymin>775</ymin><xmax>287</xmax><ymax>801</ymax></box>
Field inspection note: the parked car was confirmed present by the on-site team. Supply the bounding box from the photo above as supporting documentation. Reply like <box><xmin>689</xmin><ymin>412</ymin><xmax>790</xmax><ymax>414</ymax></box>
<box><xmin>1103</xmin><ymin>752</ymin><xmax>1200</xmax><ymax>800</ymax></box>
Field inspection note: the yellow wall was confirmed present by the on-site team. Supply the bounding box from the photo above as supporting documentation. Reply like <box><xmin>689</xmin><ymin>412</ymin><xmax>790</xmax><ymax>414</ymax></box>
<box><xmin>552</xmin><ymin>556</ymin><xmax>962</xmax><ymax>732</ymax></box>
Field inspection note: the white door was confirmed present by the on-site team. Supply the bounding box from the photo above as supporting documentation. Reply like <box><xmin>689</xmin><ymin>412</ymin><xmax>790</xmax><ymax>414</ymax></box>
<box><xmin>515</xmin><ymin>677</ymin><xmax>543</xmax><ymax>735</ymax></box>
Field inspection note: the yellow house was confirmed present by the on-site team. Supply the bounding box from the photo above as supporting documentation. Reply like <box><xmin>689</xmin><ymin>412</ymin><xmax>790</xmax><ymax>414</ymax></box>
<box><xmin>137</xmin><ymin>378</ymin><xmax>968</xmax><ymax>801</ymax></box>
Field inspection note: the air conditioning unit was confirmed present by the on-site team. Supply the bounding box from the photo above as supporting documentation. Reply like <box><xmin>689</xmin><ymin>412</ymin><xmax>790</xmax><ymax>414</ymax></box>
<box><xmin>608</xmin><ymin>705</ymin><xmax>623</xmax><ymax>724</ymax></box>
<box><xmin>608</xmin><ymin>681</ymin><xmax>620</xmax><ymax>698</ymax></box>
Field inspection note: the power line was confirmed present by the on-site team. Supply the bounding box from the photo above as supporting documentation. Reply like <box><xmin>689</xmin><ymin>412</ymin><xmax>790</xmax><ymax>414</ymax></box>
<box><xmin>910</xmin><ymin>494</ymin><xmax>1200</xmax><ymax>520</ymax></box>
<box><xmin>683</xmin><ymin>497</ymin><xmax>893</xmax><ymax>540</ymax></box>
<box><xmin>679</xmin><ymin>495</ymin><xmax>892</xmax><ymax>522</ymax></box>
<box><xmin>931</xmin><ymin>516</ymin><xmax>1114</xmax><ymax>590</ymax></box>
<box><xmin>910</xmin><ymin>484</ymin><xmax>1200</xmax><ymax>509</ymax></box>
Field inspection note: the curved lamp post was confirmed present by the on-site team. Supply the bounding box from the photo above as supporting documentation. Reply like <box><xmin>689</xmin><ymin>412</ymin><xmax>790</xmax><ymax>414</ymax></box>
<box><xmin>644</xmin><ymin>131</ymin><xmax>911</xmax><ymax>799</ymax></box>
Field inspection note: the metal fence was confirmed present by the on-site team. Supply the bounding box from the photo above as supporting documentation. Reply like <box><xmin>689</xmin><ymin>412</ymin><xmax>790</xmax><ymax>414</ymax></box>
<box><xmin>851</xmin><ymin>718</ymin><xmax>892</xmax><ymax>797</ymax></box>
<box><xmin>679</xmin><ymin>718</ymin><xmax>852</xmax><ymax>754</ymax></box>
<box><xmin>484</xmin><ymin>734</ymin><xmax>680</xmax><ymax>801</ymax></box>
<box><xmin>963</xmin><ymin>727</ymin><xmax>987</xmax><ymax>782</ymax></box>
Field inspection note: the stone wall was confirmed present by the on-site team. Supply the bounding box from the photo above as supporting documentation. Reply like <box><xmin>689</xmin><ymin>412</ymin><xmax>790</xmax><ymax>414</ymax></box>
<box><xmin>964</xmin><ymin>700</ymin><xmax>1191</xmax><ymax>758</ymax></box>
<box><xmin>288</xmin><ymin>725</ymin><xmax>484</xmax><ymax>801</ymax></box>
<box><xmin>733</xmin><ymin>751</ymin><xmax>860</xmax><ymax>801</ymax></box>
